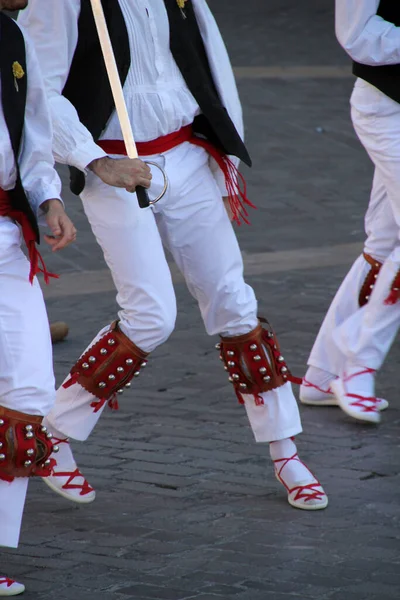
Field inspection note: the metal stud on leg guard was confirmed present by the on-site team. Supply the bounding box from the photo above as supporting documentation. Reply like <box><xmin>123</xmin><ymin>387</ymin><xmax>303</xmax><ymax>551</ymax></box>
<box><xmin>63</xmin><ymin>321</ymin><xmax>149</xmax><ymax>411</ymax></box>
<box><xmin>218</xmin><ymin>318</ymin><xmax>301</xmax><ymax>405</ymax></box>
<box><xmin>0</xmin><ymin>406</ymin><xmax>58</xmax><ymax>481</ymax></box>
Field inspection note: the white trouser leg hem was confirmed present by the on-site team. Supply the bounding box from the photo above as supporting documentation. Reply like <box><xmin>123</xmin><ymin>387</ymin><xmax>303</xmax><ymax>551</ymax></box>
<box><xmin>253</xmin><ymin>425</ymin><xmax>303</xmax><ymax>444</ymax></box>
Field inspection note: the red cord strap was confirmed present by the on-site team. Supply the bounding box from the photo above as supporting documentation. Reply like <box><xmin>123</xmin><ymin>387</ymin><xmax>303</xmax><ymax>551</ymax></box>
<box><xmin>341</xmin><ymin>368</ymin><xmax>379</xmax><ymax>413</ymax></box>
<box><xmin>49</xmin><ymin>437</ymin><xmax>93</xmax><ymax>496</ymax></box>
<box><xmin>0</xmin><ymin>578</ymin><xmax>15</xmax><ymax>588</ymax></box>
<box><xmin>51</xmin><ymin>467</ymin><xmax>94</xmax><ymax>496</ymax></box>
<box><xmin>301</xmin><ymin>378</ymin><xmax>333</xmax><ymax>395</ymax></box>
<box><xmin>274</xmin><ymin>452</ymin><xmax>325</xmax><ymax>503</ymax></box>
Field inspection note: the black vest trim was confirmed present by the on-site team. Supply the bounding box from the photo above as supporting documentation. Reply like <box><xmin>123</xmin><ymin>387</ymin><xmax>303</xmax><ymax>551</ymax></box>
<box><xmin>0</xmin><ymin>13</ymin><xmax>39</xmax><ymax>241</ymax></box>
<box><xmin>63</xmin><ymin>0</ymin><xmax>250</xmax><ymax>195</ymax></box>
<box><xmin>164</xmin><ymin>0</ymin><xmax>251</xmax><ymax>166</ymax></box>
<box><xmin>352</xmin><ymin>0</ymin><xmax>400</xmax><ymax>104</ymax></box>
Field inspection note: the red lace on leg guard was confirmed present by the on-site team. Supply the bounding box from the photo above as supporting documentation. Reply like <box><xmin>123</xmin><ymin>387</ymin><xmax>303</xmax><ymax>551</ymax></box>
<box><xmin>218</xmin><ymin>319</ymin><xmax>301</xmax><ymax>406</ymax></box>
<box><xmin>63</xmin><ymin>321</ymin><xmax>149</xmax><ymax>412</ymax></box>
<box><xmin>359</xmin><ymin>253</ymin><xmax>382</xmax><ymax>307</ymax></box>
<box><xmin>0</xmin><ymin>407</ymin><xmax>59</xmax><ymax>482</ymax></box>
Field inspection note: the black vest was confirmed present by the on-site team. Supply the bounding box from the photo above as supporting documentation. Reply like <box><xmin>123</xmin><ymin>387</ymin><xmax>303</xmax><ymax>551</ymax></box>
<box><xmin>0</xmin><ymin>13</ymin><xmax>39</xmax><ymax>241</ymax></box>
<box><xmin>63</xmin><ymin>0</ymin><xmax>251</xmax><ymax>195</ymax></box>
<box><xmin>352</xmin><ymin>0</ymin><xmax>400</xmax><ymax>104</ymax></box>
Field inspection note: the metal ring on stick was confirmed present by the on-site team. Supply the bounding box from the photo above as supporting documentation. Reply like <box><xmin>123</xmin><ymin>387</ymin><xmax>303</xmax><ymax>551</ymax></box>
<box><xmin>144</xmin><ymin>161</ymin><xmax>168</xmax><ymax>205</ymax></box>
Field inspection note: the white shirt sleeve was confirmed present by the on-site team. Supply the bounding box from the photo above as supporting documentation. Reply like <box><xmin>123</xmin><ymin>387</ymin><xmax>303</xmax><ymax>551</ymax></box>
<box><xmin>18</xmin><ymin>0</ymin><xmax>106</xmax><ymax>170</ymax></box>
<box><xmin>335</xmin><ymin>0</ymin><xmax>400</xmax><ymax>65</ymax></box>
<box><xmin>18</xmin><ymin>28</ymin><xmax>62</xmax><ymax>217</ymax></box>
<box><xmin>192</xmin><ymin>0</ymin><xmax>244</xmax><ymax>196</ymax></box>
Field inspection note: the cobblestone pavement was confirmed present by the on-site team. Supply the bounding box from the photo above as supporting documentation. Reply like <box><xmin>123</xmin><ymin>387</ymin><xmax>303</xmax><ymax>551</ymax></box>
<box><xmin>5</xmin><ymin>2</ymin><xmax>400</xmax><ymax>599</ymax></box>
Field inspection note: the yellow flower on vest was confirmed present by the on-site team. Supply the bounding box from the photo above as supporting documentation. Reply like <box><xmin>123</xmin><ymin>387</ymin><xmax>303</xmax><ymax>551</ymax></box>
<box><xmin>12</xmin><ymin>61</ymin><xmax>25</xmax><ymax>92</ymax></box>
<box><xmin>177</xmin><ymin>0</ymin><xmax>188</xmax><ymax>18</ymax></box>
<box><xmin>12</xmin><ymin>61</ymin><xmax>25</xmax><ymax>80</ymax></box>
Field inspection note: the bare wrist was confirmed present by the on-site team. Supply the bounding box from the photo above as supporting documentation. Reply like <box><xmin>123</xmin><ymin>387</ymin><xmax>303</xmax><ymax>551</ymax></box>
<box><xmin>88</xmin><ymin>156</ymin><xmax>111</xmax><ymax>175</ymax></box>
<box><xmin>40</xmin><ymin>198</ymin><xmax>63</xmax><ymax>214</ymax></box>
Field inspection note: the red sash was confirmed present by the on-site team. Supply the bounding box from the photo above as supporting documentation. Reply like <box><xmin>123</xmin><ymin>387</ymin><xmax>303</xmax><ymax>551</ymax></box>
<box><xmin>98</xmin><ymin>125</ymin><xmax>255</xmax><ymax>226</ymax></box>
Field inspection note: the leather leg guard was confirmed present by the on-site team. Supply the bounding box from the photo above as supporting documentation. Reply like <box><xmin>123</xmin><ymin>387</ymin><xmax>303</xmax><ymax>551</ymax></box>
<box><xmin>63</xmin><ymin>321</ymin><xmax>149</xmax><ymax>412</ymax></box>
<box><xmin>359</xmin><ymin>253</ymin><xmax>382</xmax><ymax>307</ymax></box>
<box><xmin>0</xmin><ymin>406</ymin><xmax>58</xmax><ymax>482</ymax></box>
<box><xmin>218</xmin><ymin>318</ymin><xmax>301</xmax><ymax>406</ymax></box>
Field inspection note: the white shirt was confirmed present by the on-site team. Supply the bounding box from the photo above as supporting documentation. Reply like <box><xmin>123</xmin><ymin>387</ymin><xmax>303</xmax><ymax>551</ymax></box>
<box><xmin>336</xmin><ymin>0</ymin><xmax>400</xmax><ymax>65</ymax></box>
<box><xmin>18</xmin><ymin>0</ymin><xmax>244</xmax><ymax>195</ymax></box>
<box><xmin>0</xmin><ymin>21</ymin><xmax>61</xmax><ymax>216</ymax></box>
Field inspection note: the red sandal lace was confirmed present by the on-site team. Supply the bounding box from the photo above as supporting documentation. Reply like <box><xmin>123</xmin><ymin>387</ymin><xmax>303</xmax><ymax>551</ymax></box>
<box><xmin>0</xmin><ymin>578</ymin><xmax>15</xmax><ymax>588</ymax></box>
<box><xmin>274</xmin><ymin>452</ymin><xmax>325</xmax><ymax>504</ymax></box>
<box><xmin>301</xmin><ymin>378</ymin><xmax>333</xmax><ymax>396</ymax></box>
<box><xmin>342</xmin><ymin>368</ymin><xmax>379</xmax><ymax>414</ymax></box>
<box><xmin>50</xmin><ymin>438</ymin><xmax>94</xmax><ymax>497</ymax></box>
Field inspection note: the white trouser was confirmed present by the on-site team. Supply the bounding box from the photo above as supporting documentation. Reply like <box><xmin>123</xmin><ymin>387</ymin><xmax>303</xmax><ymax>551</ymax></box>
<box><xmin>308</xmin><ymin>79</ymin><xmax>400</xmax><ymax>374</ymax></box>
<box><xmin>47</xmin><ymin>143</ymin><xmax>302</xmax><ymax>443</ymax></box>
<box><xmin>0</xmin><ymin>217</ymin><xmax>55</xmax><ymax>548</ymax></box>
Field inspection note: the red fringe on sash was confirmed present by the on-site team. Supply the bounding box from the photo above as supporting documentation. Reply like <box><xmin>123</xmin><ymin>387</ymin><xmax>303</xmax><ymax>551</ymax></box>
<box><xmin>0</xmin><ymin>189</ymin><xmax>57</xmax><ymax>284</ymax></box>
<box><xmin>98</xmin><ymin>124</ymin><xmax>256</xmax><ymax>226</ymax></box>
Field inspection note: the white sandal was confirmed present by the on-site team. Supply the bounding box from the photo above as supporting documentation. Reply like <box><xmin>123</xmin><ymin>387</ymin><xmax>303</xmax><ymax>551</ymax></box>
<box><xmin>0</xmin><ymin>577</ymin><xmax>25</xmax><ymax>597</ymax></box>
<box><xmin>274</xmin><ymin>453</ymin><xmax>328</xmax><ymax>510</ymax></box>
<box><xmin>331</xmin><ymin>368</ymin><xmax>381</xmax><ymax>424</ymax></box>
<box><xmin>42</xmin><ymin>437</ymin><xmax>96</xmax><ymax>504</ymax></box>
<box><xmin>300</xmin><ymin>378</ymin><xmax>388</xmax><ymax>411</ymax></box>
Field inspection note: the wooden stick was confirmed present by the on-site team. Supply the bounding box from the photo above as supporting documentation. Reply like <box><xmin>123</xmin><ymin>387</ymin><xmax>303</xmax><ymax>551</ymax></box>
<box><xmin>90</xmin><ymin>0</ymin><xmax>137</xmax><ymax>159</ymax></box>
<box><xmin>90</xmin><ymin>0</ymin><xmax>150</xmax><ymax>207</ymax></box>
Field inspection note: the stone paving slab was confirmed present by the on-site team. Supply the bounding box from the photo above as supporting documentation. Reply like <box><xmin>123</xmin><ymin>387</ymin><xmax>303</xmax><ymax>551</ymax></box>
<box><xmin>4</xmin><ymin>1</ymin><xmax>400</xmax><ymax>599</ymax></box>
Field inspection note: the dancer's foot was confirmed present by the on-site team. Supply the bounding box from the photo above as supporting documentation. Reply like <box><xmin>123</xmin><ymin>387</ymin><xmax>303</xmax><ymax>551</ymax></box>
<box><xmin>270</xmin><ymin>438</ymin><xmax>328</xmax><ymax>510</ymax></box>
<box><xmin>331</xmin><ymin>365</ymin><xmax>381</xmax><ymax>424</ymax></box>
<box><xmin>42</xmin><ymin>436</ymin><xmax>96</xmax><ymax>503</ymax></box>
<box><xmin>300</xmin><ymin>367</ymin><xmax>388</xmax><ymax>410</ymax></box>
<box><xmin>0</xmin><ymin>577</ymin><xmax>25</xmax><ymax>596</ymax></box>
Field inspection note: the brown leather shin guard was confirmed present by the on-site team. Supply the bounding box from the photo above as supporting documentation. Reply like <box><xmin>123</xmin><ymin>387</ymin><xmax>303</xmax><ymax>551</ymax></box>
<box><xmin>218</xmin><ymin>319</ymin><xmax>300</xmax><ymax>405</ymax></box>
<box><xmin>63</xmin><ymin>321</ymin><xmax>149</xmax><ymax>409</ymax></box>
<box><xmin>0</xmin><ymin>406</ymin><xmax>58</xmax><ymax>481</ymax></box>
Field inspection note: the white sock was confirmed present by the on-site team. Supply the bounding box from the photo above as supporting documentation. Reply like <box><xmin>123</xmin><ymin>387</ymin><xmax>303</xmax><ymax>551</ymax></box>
<box><xmin>269</xmin><ymin>438</ymin><xmax>317</xmax><ymax>486</ymax></box>
<box><xmin>43</xmin><ymin>418</ymin><xmax>69</xmax><ymax>442</ymax></box>
<box><xmin>50</xmin><ymin>436</ymin><xmax>76</xmax><ymax>469</ymax></box>
<box><xmin>301</xmin><ymin>366</ymin><xmax>336</xmax><ymax>399</ymax></box>
<box><xmin>42</xmin><ymin>418</ymin><xmax>76</xmax><ymax>468</ymax></box>
<box><xmin>306</xmin><ymin>366</ymin><xmax>335</xmax><ymax>386</ymax></box>
<box><xmin>342</xmin><ymin>363</ymin><xmax>375</xmax><ymax>398</ymax></box>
